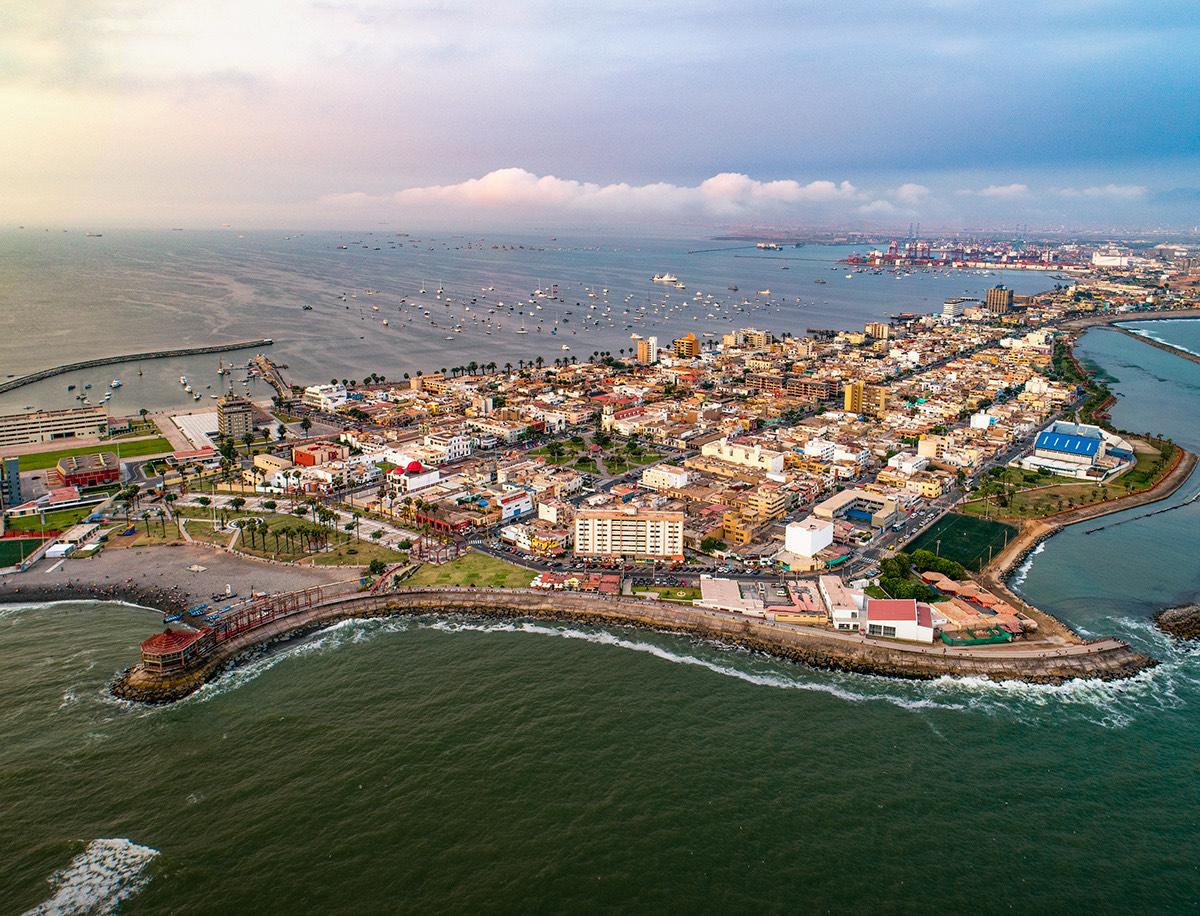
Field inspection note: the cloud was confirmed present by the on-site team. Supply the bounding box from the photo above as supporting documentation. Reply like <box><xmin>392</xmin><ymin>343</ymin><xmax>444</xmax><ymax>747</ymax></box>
<box><xmin>858</xmin><ymin>199</ymin><xmax>898</xmax><ymax>216</ymax></box>
<box><xmin>972</xmin><ymin>183</ymin><xmax>1030</xmax><ymax>198</ymax></box>
<box><xmin>331</xmin><ymin>167</ymin><xmax>865</xmax><ymax>219</ymax></box>
<box><xmin>891</xmin><ymin>182</ymin><xmax>930</xmax><ymax>205</ymax></box>
<box><xmin>1055</xmin><ymin>184</ymin><xmax>1148</xmax><ymax>199</ymax></box>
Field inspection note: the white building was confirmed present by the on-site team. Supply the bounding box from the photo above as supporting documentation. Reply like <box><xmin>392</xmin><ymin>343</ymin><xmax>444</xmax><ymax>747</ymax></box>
<box><xmin>301</xmin><ymin>383</ymin><xmax>348</xmax><ymax>412</ymax></box>
<box><xmin>386</xmin><ymin>462</ymin><xmax>440</xmax><ymax>495</ymax></box>
<box><xmin>803</xmin><ymin>438</ymin><xmax>837</xmax><ymax>461</ymax></box>
<box><xmin>784</xmin><ymin>517</ymin><xmax>834</xmax><ymax>558</ymax></box>
<box><xmin>700</xmin><ymin>438</ymin><xmax>785</xmax><ymax>474</ymax></box>
<box><xmin>573</xmin><ymin>508</ymin><xmax>685</xmax><ymax>561</ymax></box>
<box><xmin>864</xmin><ymin>599</ymin><xmax>935</xmax><ymax>643</ymax></box>
<box><xmin>819</xmin><ymin>575</ymin><xmax>866</xmax><ymax>632</ymax></box>
<box><xmin>640</xmin><ymin>464</ymin><xmax>690</xmax><ymax>492</ymax></box>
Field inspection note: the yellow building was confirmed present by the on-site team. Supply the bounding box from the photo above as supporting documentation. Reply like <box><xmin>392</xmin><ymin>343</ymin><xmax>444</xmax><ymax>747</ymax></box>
<box><xmin>843</xmin><ymin>380</ymin><xmax>890</xmax><ymax>417</ymax></box>
<box><xmin>672</xmin><ymin>333</ymin><xmax>701</xmax><ymax>359</ymax></box>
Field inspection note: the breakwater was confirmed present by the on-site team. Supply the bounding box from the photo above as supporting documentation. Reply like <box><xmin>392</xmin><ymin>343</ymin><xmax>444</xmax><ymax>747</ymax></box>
<box><xmin>0</xmin><ymin>339</ymin><xmax>274</xmax><ymax>395</ymax></box>
<box><xmin>1111</xmin><ymin>325</ymin><xmax>1200</xmax><ymax>365</ymax></box>
<box><xmin>111</xmin><ymin>587</ymin><xmax>1154</xmax><ymax>703</ymax></box>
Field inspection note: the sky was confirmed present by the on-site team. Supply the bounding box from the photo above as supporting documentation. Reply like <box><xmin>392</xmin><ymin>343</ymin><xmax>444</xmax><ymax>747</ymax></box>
<box><xmin>1</xmin><ymin>0</ymin><xmax>1198</xmax><ymax>232</ymax></box>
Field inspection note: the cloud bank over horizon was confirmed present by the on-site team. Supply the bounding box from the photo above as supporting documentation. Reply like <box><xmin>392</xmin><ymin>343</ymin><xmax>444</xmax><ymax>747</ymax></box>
<box><xmin>2</xmin><ymin>1</ymin><xmax>1197</xmax><ymax>230</ymax></box>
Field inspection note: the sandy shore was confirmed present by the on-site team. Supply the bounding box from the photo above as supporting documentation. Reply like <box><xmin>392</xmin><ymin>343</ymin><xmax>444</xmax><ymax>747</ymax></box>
<box><xmin>0</xmin><ymin>544</ymin><xmax>351</xmax><ymax>612</ymax></box>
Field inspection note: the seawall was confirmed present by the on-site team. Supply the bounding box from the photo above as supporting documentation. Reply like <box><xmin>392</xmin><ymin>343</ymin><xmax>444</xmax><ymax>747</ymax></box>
<box><xmin>111</xmin><ymin>587</ymin><xmax>1155</xmax><ymax>703</ymax></box>
<box><xmin>0</xmin><ymin>339</ymin><xmax>274</xmax><ymax>395</ymax></box>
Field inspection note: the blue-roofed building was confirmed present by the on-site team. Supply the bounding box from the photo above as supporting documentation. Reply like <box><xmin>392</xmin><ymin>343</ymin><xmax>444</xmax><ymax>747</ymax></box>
<box><xmin>1019</xmin><ymin>420</ymin><xmax>1134</xmax><ymax>480</ymax></box>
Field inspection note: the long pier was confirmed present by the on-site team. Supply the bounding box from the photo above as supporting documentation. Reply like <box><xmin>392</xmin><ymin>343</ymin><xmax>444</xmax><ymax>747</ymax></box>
<box><xmin>0</xmin><ymin>339</ymin><xmax>274</xmax><ymax>395</ymax></box>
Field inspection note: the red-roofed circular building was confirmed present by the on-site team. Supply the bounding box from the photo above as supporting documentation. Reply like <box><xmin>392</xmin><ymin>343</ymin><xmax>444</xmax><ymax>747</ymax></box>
<box><xmin>405</xmin><ymin>460</ymin><xmax>424</xmax><ymax>474</ymax></box>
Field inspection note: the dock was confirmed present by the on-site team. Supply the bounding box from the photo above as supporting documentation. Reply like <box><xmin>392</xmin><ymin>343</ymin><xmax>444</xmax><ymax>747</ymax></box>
<box><xmin>0</xmin><ymin>339</ymin><xmax>274</xmax><ymax>395</ymax></box>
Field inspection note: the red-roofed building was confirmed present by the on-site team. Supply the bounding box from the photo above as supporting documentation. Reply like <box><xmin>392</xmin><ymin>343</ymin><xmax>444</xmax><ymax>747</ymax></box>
<box><xmin>140</xmin><ymin>628</ymin><xmax>216</xmax><ymax>673</ymax></box>
<box><xmin>865</xmin><ymin>598</ymin><xmax>935</xmax><ymax>643</ymax></box>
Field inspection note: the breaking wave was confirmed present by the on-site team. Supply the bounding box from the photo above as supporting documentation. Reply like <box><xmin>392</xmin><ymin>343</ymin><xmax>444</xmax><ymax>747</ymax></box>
<box><xmin>118</xmin><ymin>611</ymin><xmax>1200</xmax><ymax>730</ymax></box>
<box><xmin>1007</xmin><ymin>540</ymin><xmax>1045</xmax><ymax>588</ymax></box>
<box><xmin>23</xmin><ymin>838</ymin><xmax>159</xmax><ymax>915</ymax></box>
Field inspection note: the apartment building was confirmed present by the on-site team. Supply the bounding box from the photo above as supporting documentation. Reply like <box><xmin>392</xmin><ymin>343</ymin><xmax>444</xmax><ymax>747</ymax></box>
<box><xmin>573</xmin><ymin>508</ymin><xmax>685</xmax><ymax>561</ymax></box>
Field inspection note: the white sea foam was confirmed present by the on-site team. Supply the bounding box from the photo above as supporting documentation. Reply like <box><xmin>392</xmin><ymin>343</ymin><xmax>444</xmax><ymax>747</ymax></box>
<box><xmin>24</xmin><ymin>838</ymin><xmax>159</xmax><ymax>916</ymax></box>
<box><xmin>120</xmin><ymin>609</ymin><xmax>1199</xmax><ymax>731</ymax></box>
<box><xmin>421</xmin><ymin>618</ymin><xmax>961</xmax><ymax>712</ymax></box>
<box><xmin>1007</xmin><ymin>541</ymin><xmax>1045</xmax><ymax>588</ymax></box>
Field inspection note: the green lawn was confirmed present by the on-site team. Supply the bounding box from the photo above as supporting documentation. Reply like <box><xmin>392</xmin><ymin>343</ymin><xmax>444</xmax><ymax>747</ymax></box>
<box><xmin>16</xmin><ymin>437</ymin><xmax>173</xmax><ymax>471</ymax></box>
<box><xmin>0</xmin><ymin>538</ymin><xmax>47</xmax><ymax>565</ymax></box>
<box><xmin>905</xmin><ymin>513</ymin><xmax>1017</xmax><ymax>572</ymax></box>
<box><xmin>961</xmin><ymin>445</ymin><xmax>1174</xmax><ymax>520</ymax></box>
<box><xmin>406</xmin><ymin>550</ymin><xmax>534</xmax><ymax>589</ymax></box>
<box><xmin>4</xmin><ymin>506</ymin><xmax>96</xmax><ymax>532</ymax></box>
<box><xmin>632</xmin><ymin>584</ymin><xmax>700</xmax><ymax>603</ymax></box>
<box><xmin>311</xmin><ymin>541</ymin><xmax>407</xmax><ymax>567</ymax></box>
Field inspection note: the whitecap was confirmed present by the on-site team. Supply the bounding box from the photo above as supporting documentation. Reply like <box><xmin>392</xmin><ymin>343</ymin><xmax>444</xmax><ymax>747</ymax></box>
<box><xmin>1007</xmin><ymin>540</ymin><xmax>1045</xmax><ymax>588</ymax></box>
<box><xmin>24</xmin><ymin>838</ymin><xmax>159</xmax><ymax>916</ymax></box>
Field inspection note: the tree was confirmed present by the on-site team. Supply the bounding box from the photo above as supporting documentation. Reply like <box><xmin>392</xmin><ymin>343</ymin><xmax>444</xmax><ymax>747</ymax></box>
<box><xmin>368</xmin><ymin>558</ymin><xmax>387</xmax><ymax>576</ymax></box>
<box><xmin>230</xmin><ymin>496</ymin><xmax>246</xmax><ymax>513</ymax></box>
<box><xmin>197</xmin><ymin>496</ymin><xmax>211</xmax><ymax>508</ymax></box>
<box><xmin>371</xmin><ymin>529</ymin><xmax>383</xmax><ymax>541</ymax></box>
<box><xmin>299</xmin><ymin>417</ymin><xmax>312</xmax><ymax>435</ymax></box>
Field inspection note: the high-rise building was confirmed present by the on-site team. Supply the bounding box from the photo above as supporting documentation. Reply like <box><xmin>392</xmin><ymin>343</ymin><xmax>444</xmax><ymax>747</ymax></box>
<box><xmin>636</xmin><ymin>336</ymin><xmax>659</xmax><ymax>364</ymax></box>
<box><xmin>0</xmin><ymin>456</ymin><xmax>20</xmax><ymax>519</ymax></box>
<box><xmin>865</xmin><ymin>322</ymin><xmax>891</xmax><ymax>340</ymax></box>
<box><xmin>843</xmin><ymin>380</ymin><xmax>890</xmax><ymax>416</ymax></box>
<box><xmin>573</xmin><ymin>508</ymin><xmax>685</xmax><ymax>561</ymax></box>
<box><xmin>217</xmin><ymin>393</ymin><xmax>254</xmax><ymax>440</ymax></box>
<box><xmin>671</xmin><ymin>333</ymin><xmax>700</xmax><ymax>359</ymax></box>
<box><xmin>985</xmin><ymin>285</ymin><xmax>1014</xmax><ymax>316</ymax></box>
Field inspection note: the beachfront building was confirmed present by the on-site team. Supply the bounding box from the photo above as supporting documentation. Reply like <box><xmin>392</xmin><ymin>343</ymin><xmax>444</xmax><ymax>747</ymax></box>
<box><xmin>139</xmin><ymin>629</ymin><xmax>216</xmax><ymax>674</ymax></box>
<box><xmin>672</xmin><ymin>333</ymin><xmax>701</xmax><ymax>359</ymax></box>
<box><xmin>573</xmin><ymin>507</ymin><xmax>685</xmax><ymax>562</ymax></box>
<box><xmin>864</xmin><ymin>599</ymin><xmax>935</xmax><ymax>643</ymax></box>
<box><xmin>0</xmin><ymin>406</ymin><xmax>109</xmax><ymax>448</ymax></box>
<box><xmin>636</xmin><ymin>336</ymin><xmax>659</xmax><ymax>365</ymax></box>
<box><xmin>820</xmin><ymin>575</ymin><xmax>865</xmax><ymax>631</ymax></box>
<box><xmin>1017</xmin><ymin>420</ymin><xmax>1134</xmax><ymax>480</ymax></box>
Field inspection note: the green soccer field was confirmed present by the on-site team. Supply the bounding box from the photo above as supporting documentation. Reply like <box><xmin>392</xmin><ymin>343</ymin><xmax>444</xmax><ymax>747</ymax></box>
<box><xmin>905</xmin><ymin>513</ymin><xmax>1018</xmax><ymax>571</ymax></box>
<box><xmin>0</xmin><ymin>538</ymin><xmax>47</xmax><ymax>566</ymax></box>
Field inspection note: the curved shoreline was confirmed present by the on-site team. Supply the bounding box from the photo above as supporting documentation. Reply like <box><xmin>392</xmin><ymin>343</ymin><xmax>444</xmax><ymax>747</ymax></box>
<box><xmin>109</xmin><ymin>587</ymin><xmax>1155</xmax><ymax>703</ymax></box>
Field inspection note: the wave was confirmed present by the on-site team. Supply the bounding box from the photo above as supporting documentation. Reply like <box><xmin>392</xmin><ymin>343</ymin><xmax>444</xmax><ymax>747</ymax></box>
<box><xmin>23</xmin><ymin>838</ymin><xmax>159</xmax><ymax>916</ymax></box>
<box><xmin>422</xmin><ymin>618</ymin><xmax>961</xmax><ymax>712</ymax></box>
<box><xmin>114</xmin><ymin>611</ymin><xmax>1200</xmax><ymax>730</ymax></box>
<box><xmin>1123</xmin><ymin>325</ymin><xmax>1200</xmax><ymax>357</ymax></box>
<box><xmin>1007</xmin><ymin>540</ymin><xmax>1045</xmax><ymax>588</ymax></box>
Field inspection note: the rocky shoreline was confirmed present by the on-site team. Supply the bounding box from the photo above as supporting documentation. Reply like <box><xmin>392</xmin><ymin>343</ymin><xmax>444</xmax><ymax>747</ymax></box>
<box><xmin>1154</xmin><ymin>604</ymin><xmax>1200</xmax><ymax>641</ymax></box>
<box><xmin>110</xmin><ymin>587</ymin><xmax>1157</xmax><ymax>704</ymax></box>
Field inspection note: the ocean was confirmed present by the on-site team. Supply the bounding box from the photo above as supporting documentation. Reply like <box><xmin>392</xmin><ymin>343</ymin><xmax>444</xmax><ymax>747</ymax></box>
<box><xmin>2</xmin><ymin>322</ymin><xmax>1199</xmax><ymax>913</ymax></box>
<box><xmin>0</xmin><ymin>230</ymin><xmax>1058</xmax><ymax>414</ymax></box>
